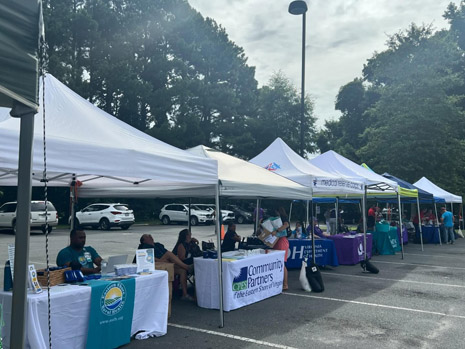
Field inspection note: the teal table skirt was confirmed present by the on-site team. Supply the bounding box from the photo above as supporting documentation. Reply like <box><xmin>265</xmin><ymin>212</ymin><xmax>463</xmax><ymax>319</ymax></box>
<box><xmin>370</xmin><ymin>228</ymin><xmax>401</xmax><ymax>255</ymax></box>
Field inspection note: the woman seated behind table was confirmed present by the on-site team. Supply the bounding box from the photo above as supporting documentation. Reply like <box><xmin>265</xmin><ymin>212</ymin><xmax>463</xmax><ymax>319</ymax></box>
<box><xmin>306</xmin><ymin>219</ymin><xmax>329</xmax><ymax>239</ymax></box>
<box><xmin>172</xmin><ymin>229</ymin><xmax>202</xmax><ymax>265</ymax></box>
<box><xmin>221</xmin><ymin>222</ymin><xmax>241</xmax><ymax>252</ymax></box>
<box><xmin>291</xmin><ymin>221</ymin><xmax>305</xmax><ymax>239</ymax></box>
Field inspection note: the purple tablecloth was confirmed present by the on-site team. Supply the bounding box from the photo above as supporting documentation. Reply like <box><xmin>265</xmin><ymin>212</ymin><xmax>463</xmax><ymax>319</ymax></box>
<box><xmin>398</xmin><ymin>226</ymin><xmax>408</xmax><ymax>244</ymax></box>
<box><xmin>328</xmin><ymin>233</ymin><xmax>373</xmax><ymax>265</ymax></box>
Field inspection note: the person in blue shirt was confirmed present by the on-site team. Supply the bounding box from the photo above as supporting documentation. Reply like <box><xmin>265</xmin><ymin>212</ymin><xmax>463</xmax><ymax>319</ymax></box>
<box><xmin>56</xmin><ymin>229</ymin><xmax>102</xmax><ymax>275</ymax></box>
<box><xmin>440</xmin><ymin>207</ymin><xmax>455</xmax><ymax>244</ymax></box>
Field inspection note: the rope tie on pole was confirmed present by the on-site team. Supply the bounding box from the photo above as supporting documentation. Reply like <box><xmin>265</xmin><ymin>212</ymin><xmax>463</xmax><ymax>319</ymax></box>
<box><xmin>40</xmin><ymin>34</ymin><xmax>52</xmax><ymax>349</ymax></box>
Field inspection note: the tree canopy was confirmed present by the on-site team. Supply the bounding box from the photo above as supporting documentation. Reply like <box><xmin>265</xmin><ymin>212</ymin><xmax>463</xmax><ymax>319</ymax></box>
<box><xmin>317</xmin><ymin>6</ymin><xmax>465</xmax><ymax>198</ymax></box>
<box><xmin>42</xmin><ymin>0</ymin><xmax>317</xmax><ymax>158</ymax></box>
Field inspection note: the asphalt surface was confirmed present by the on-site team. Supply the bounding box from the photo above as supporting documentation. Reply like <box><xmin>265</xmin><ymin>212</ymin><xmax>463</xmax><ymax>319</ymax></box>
<box><xmin>1</xmin><ymin>224</ymin><xmax>465</xmax><ymax>348</ymax></box>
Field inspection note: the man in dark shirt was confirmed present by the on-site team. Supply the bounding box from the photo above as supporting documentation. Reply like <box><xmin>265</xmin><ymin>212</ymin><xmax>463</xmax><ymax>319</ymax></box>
<box><xmin>137</xmin><ymin>234</ymin><xmax>193</xmax><ymax>273</ymax></box>
<box><xmin>221</xmin><ymin>223</ymin><xmax>241</xmax><ymax>252</ymax></box>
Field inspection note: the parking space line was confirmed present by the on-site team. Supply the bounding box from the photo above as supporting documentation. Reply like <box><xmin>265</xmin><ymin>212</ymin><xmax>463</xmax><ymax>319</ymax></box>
<box><xmin>284</xmin><ymin>293</ymin><xmax>465</xmax><ymax>319</ymax></box>
<box><xmin>321</xmin><ymin>272</ymin><xmax>465</xmax><ymax>288</ymax></box>
<box><xmin>168</xmin><ymin>323</ymin><xmax>298</xmax><ymax>349</ymax></box>
<box><xmin>374</xmin><ymin>260</ymin><xmax>465</xmax><ymax>270</ymax></box>
<box><xmin>404</xmin><ymin>252</ymin><xmax>460</xmax><ymax>259</ymax></box>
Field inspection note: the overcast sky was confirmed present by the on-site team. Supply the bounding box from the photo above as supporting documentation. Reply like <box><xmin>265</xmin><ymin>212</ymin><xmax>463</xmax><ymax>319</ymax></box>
<box><xmin>188</xmin><ymin>0</ymin><xmax>459</xmax><ymax>128</ymax></box>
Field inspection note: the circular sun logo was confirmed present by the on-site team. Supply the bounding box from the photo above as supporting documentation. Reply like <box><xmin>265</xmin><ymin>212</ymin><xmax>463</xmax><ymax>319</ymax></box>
<box><xmin>100</xmin><ymin>283</ymin><xmax>126</xmax><ymax>316</ymax></box>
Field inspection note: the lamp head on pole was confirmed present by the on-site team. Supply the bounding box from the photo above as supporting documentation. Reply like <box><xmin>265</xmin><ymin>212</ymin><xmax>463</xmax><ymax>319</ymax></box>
<box><xmin>288</xmin><ymin>0</ymin><xmax>308</xmax><ymax>15</ymax></box>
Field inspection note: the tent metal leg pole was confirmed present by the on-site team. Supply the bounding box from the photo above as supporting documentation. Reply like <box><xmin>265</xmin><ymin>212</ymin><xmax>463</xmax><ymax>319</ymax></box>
<box><xmin>462</xmin><ymin>204</ymin><xmax>464</xmax><ymax>230</ymax></box>
<box><xmin>188</xmin><ymin>198</ymin><xmax>192</xmax><ymax>234</ymax></box>
<box><xmin>362</xmin><ymin>190</ymin><xmax>367</xmax><ymax>261</ymax></box>
<box><xmin>10</xmin><ymin>105</ymin><xmax>35</xmax><ymax>349</ymax></box>
<box><xmin>215</xmin><ymin>183</ymin><xmax>224</xmax><ymax>328</ymax></box>
<box><xmin>305</xmin><ymin>200</ymin><xmax>309</xmax><ymax>236</ymax></box>
<box><xmin>434</xmin><ymin>203</ymin><xmax>441</xmax><ymax>245</ymax></box>
<box><xmin>335</xmin><ymin>198</ymin><xmax>339</xmax><ymax>234</ymax></box>
<box><xmin>289</xmin><ymin>202</ymin><xmax>293</xmax><ymax>224</ymax></box>
<box><xmin>255</xmin><ymin>199</ymin><xmax>260</xmax><ymax>235</ymax></box>
<box><xmin>310</xmin><ymin>201</ymin><xmax>315</xmax><ymax>264</ymax></box>
<box><xmin>417</xmin><ymin>197</ymin><xmax>424</xmax><ymax>251</ymax></box>
<box><xmin>397</xmin><ymin>193</ymin><xmax>404</xmax><ymax>260</ymax></box>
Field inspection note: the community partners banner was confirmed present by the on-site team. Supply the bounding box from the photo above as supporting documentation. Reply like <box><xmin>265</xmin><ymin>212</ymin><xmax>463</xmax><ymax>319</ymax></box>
<box><xmin>223</xmin><ymin>251</ymin><xmax>284</xmax><ymax>311</ymax></box>
<box><xmin>86</xmin><ymin>279</ymin><xmax>136</xmax><ymax>349</ymax></box>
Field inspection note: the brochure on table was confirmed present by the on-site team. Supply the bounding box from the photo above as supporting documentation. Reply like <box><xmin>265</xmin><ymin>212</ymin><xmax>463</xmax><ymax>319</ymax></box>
<box><xmin>135</xmin><ymin>248</ymin><xmax>155</xmax><ymax>273</ymax></box>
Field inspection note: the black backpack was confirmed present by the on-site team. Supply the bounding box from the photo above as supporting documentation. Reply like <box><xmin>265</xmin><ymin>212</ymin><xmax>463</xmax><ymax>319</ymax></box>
<box><xmin>306</xmin><ymin>260</ymin><xmax>325</xmax><ymax>293</ymax></box>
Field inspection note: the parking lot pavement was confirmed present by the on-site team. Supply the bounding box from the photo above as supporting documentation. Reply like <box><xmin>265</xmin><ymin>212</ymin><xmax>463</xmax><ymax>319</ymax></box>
<box><xmin>2</xmin><ymin>227</ymin><xmax>465</xmax><ymax>348</ymax></box>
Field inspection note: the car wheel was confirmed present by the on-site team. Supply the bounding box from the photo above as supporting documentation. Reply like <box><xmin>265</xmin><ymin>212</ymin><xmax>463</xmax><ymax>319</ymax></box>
<box><xmin>12</xmin><ymin>220</ymin><xmax>17</xmax><ymax>234</ymax></box>
<box><xmin>161</xmin><ymin>216</ymin><xmax>170</xmax><ymax>225</ymax></box>
<box><xmin>99</xmin><ymin>218</ymin><xmax>110</xmax><ymax>230</ymax></box>
<box><xmin>237</xmin><ymin>216</ymin><xmax>245</xmax><ymax>224</ymax></box>
<box><xmin>190</xmin><ymin>216</ymin><xmax>198</xmax><ymax>226</ymax></box>
<box><xmin>121</xmin><ymin>225</ymin><xmax>130</xmax><ymax>230</ymax></box>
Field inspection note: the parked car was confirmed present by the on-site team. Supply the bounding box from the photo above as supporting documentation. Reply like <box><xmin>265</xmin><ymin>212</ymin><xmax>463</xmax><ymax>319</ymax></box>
<box><xmin>159</xmin><ymin>204</ymin><xmax>214</xmax><ymax>226</ymax></box>
<box><xmin>0</xmin><ymin>201</ymin><xmax>58</xmax><ymax>233</ymax></box>
<box><xmin>225</xmin><ymin>204</ymin><xmax>253</xmax><ymax>224</ymax></box>
<box><xmin>73</xmin><ymin>203</ymin><xmax>135</xmax><ymax>230</ymax></box>
<box><xmin>194</xmin><ymin>204</ymin><xmax>235</xmax><ymax>223</ymax></box>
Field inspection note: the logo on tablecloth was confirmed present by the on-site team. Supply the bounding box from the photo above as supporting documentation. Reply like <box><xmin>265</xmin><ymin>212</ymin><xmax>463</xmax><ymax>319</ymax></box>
<box><xmin>265</xmin><ymin>162</ymin><xmax>281</xmax><ymax>171</ymax></box>
<box><xmin>232</xmin><ymin>267</ymin><xmax>248</xmax><ymax>291</ymax></box>
<box><xmin>100</xmin><ymin>282</ymin><xmax>127</xmax><ymax>316</ymax></box>
<box><xmin>358</xmin><ymin>243</ymin><xmax>364</xmax><ymax>256</ymax></box>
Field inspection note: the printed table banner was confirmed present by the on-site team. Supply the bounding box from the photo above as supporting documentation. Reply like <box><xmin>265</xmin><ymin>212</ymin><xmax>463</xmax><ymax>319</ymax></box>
<box><xmin>286</xmin><ymin>239</ymin><xmax>339</xmax><ymax>268</ymax></box>
<box><xmin>194</xmin><ymin>251</ymin><xmax>285</xmax><ymax>311</ymax></box>
<box><xmin>86</xmin><ymin>278</ymin><xmax>136</xmax><ymax>349</ymax></box>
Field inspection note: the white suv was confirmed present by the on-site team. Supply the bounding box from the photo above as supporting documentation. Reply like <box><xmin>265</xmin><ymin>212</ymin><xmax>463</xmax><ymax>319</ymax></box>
<box><xmin>74</xmin><ymin>203</ymin><xmax>135</xmax><ymax>230</ymax></box>
<box><xmin>0</xmin><ymin>201</ymin><xmax>58</xmax><ymax>234</ymax></box>
<box><xmin>159</xmin><ymin>204</ymin><xmax>214</xmax><ymax>226</ymax></box>
<box><xmin>194</xmin><ymin>204</ymin><xmax>235</xmax><ymax>223</ymax></box>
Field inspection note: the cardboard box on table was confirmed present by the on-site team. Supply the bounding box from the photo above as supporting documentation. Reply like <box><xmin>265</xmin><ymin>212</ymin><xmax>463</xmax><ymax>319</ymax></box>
<box><xmin>155</xmin><ymin>262</ymin><xmax>174</xmax><ymax>317</ymax></box>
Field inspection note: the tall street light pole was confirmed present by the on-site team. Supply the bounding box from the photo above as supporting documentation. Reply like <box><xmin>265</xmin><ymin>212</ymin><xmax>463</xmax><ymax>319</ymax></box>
<box><xmin>288</xmin><ymin>0</ymin><xmax>307</xmax><ymax>157</ymax></box>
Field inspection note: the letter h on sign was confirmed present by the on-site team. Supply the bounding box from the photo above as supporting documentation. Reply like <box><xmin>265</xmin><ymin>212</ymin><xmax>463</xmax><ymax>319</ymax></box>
<box><xmin>291</xmin><ymin>246</ymin><xmax>305</xmax><ymax>260</ymax></box>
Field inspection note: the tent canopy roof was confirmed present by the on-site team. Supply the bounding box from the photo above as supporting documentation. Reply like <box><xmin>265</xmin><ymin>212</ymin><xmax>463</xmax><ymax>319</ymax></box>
<box><xmin>0</xmin><ymin>74</ymin><xmax>218</xmax><ymax>197</ymax></box>
<box><xmin>382</xmin><ymin>173</ymin><xmax>445</xmax><ymax>203</ymax></box>
<box><xmin>249</xmin><ymin>138</ymin><xmax>364</xmax><ymax>195</ymax></box>
<box><xmin>309</xmin><ymin>150</ymin><xmax>397</xmax><ymax>192</ymax></box>
<box><xmin>413</xmin><ymin>177</ymin><xmax>462</xmax><ymax>204</ymax></box>
<box><xmin>186</xmin><ymin>145</ymin><xmax>311</xmax><ymax>199</ymax></box>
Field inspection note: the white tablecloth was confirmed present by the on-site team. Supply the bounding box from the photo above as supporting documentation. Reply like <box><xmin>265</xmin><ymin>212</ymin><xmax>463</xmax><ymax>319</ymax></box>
<box><xmin>194</xmin><ymin>251</ymin><xmax>285</xmax><ymax>311</ymax></box>
<box><xmin>0</xmin><ymin>271</ymin><xmax>168</xmax><ymax>349</ymax></box>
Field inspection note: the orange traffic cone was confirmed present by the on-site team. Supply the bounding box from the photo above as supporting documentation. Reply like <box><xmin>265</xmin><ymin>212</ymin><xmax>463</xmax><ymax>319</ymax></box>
<box><xmin>221</xmin><ymin>224</ymin><xmax>225</xmax><ymax>240</ymax></box>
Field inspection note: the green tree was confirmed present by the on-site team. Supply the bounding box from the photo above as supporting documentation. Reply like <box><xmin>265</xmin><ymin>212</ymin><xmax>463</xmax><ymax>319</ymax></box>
<box><xmin>246</xmin><ymin>72</ymin><xmax>317</xmax><ymax>159</ymax></box>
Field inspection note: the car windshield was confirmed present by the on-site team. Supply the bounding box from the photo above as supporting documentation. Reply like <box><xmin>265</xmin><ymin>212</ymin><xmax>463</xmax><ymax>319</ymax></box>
<box><xmin>31</xmin><ymin>202</ymin><xmax>56</xmax><ymax>211</ymax></box>
<box><xmin>114</xmin><ymin>205</ymin><xmax>129</xmax><ymax>211</ymax></box>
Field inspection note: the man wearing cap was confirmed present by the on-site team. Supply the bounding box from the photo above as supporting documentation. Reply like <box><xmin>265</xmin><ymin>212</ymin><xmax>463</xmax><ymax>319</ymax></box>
<box><xmin>440</xmin><ymin>207</ymin><xmax>455</xmax><ymax>244</ymax></box>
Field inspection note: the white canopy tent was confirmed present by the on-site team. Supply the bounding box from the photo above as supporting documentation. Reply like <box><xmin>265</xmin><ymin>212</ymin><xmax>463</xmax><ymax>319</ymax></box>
<box><xmin>0</xmin><ymin>74</ymin><xmax>229</xmax><ymax>327</ymax></box>
<box><xmin>249</xmin><ymin>138</ymin><xmax>365</xmax><ymax>196</ymax></box>
<box><xmin>309</xmin><ymin>150</ymin><xmax>403</xmax><ymax>259</ymax></box>
<box><xmin>186</xmin><ymin>145</ymin><xmax>311</xmax><ymax>199</ymax></box>
<box><xmin>413</xmin><ymin>177</ymin><xmax>462</xmax><ymax>204</ymax></box>
<box><xmin>0</xmin><ymin>74</ymin><xmax>219</xmax><ymax>196</ymax></box>
<box><xmin>309</xmin><ymin>150</ymin><xmax>397</xmax><ymax>192</ymax></box>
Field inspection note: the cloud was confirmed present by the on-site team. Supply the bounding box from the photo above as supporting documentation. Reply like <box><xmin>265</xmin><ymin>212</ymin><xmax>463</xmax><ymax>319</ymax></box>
<box><xmin>188</xmin><ymin>0</ymin><xmax>458</xmax><ymax>127</ymax></box>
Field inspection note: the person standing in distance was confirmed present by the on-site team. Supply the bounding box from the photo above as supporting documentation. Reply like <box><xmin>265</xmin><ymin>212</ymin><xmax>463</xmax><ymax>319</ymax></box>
<box><xmin>440</xmin><ymin>207</ymin><xmax>455</xmax><ymax>244</ymax></box>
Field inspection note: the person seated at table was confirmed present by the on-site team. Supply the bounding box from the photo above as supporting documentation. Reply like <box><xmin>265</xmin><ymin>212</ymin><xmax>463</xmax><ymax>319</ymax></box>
<box><xmin>173</xmin><ymin>229</ymin><xmax>202</xmax><ymax>264</ymax></box>
<box><xmin>137</xmin><ymin>234</ymin><xmax>194</xmax><ymax>301</ymax></box>
<box><xmin>306</xmin><ymin>219</ymin><xmax>329</xmax><ymax>239</ymax></box>
<box><xmin>413</xmin><ymin>208</ymin><xmax>427</xmax><ymax>226</ymax></box>
<box><xmin>424</xmin><ymin>209</ymin><xmax>436</xmax><ymax>225</ymax></box>
<box><xmin>221</xmin><ymin>223</ymin><xmax>241</xmax><ymax>252</ymax></box>
<box><xmin>56</xmin><ymin>229</ymin><xmax>102</xmax><ymax>275</ymax></box>
<box><xmin>291</xmin><ymin>221</ymin><xmax>303</xmax><ymax>239</ymax></box>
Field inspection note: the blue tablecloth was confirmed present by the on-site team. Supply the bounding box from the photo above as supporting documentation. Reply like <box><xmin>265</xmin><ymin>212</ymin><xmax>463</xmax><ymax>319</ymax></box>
<box><xmin>286</xmin><ymin>239</ymin><xmax>339</xmax><ymax>268</ymax></box>
<box><xmin>416</xmin><ymin>225</ymin><xmax>440</xmax><ymax>243</ymax></box>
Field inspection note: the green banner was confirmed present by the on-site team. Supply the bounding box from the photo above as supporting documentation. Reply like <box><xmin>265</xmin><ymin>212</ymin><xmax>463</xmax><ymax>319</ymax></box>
<box><xmin>86</xmin><ymin>278</ymin><xmax>136</xmax><ymax>349</ymax></box>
